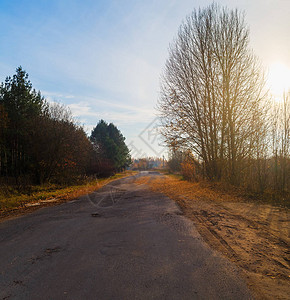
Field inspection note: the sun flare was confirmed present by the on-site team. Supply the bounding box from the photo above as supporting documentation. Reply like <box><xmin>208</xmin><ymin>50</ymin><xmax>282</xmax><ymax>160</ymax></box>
<box><xmin>267</xmin><ymin>62</ymin><xmax>290</xmax><ymax>98</ymax></box>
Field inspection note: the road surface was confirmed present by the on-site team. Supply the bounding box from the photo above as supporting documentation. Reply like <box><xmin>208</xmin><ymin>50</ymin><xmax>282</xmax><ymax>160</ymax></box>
<box><xmin>0</xmin><ymin>172</ymin><xmax>252</xmax><ymax>299</ymax></box>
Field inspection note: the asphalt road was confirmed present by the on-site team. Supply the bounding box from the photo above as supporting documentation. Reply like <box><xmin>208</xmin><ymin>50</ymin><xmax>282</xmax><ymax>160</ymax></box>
<box><xmin>0</xmin><ymin>172</ymin><xmax>253</xmax><ymax>300</ymax></box>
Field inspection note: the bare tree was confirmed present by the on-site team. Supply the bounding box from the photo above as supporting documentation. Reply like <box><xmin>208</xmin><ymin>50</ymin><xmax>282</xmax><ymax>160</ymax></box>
<box><xmin>270</xmin><ymin>91</ymin><xmax>290</xmax><ymax>192</ymax></box>
<box><xmin>30</xmin><ymin>103</ymin><xmax>92</xmax><ymax>184</ymax></box>
<box><xmin>158</xmin><ymin>4</ymin><xmax>267</xmax><ymax>183</ymax></box>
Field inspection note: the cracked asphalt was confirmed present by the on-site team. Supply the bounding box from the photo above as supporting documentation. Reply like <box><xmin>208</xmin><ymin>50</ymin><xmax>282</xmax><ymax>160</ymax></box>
<box><xmin>0</xmin><ymin>172</ymin><xmax>252</xmax><ymax>299</ymax></box>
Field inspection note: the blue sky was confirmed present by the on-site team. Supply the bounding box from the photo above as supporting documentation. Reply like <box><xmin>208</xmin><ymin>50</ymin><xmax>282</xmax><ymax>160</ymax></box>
<box><xmin>1</xmin><ymin>0</ymin><xmax>289</xmax><ymax>157</ymax></box>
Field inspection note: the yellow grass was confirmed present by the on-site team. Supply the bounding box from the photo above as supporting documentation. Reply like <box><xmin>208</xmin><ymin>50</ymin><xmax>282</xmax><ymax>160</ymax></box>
<box><xmin>136</xmin><ymin>174</ymin><xmax>243</xmax><ymax>204</ymax></box>
<box><xmin>0</xmin><ymin>171</ymin><xmax>136</xmax><ymax>212</ymax></box>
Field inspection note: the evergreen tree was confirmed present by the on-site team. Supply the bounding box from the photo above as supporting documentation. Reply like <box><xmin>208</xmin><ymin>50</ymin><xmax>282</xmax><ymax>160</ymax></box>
<box><xmin>0</xmin><ymin>66</ymin><xmax>45</xmax><ymax>178</ymax></box>
<box><xmin>90</xmin><ymin>120</ymin><xmax>131</xmax><ymax>175</ymax></box>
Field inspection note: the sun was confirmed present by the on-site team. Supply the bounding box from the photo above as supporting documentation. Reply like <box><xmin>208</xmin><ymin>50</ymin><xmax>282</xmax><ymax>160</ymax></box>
<box><xmin>267</xmin><ymin>62</ymin><xmax>290</xmax><ymax>99</ymax></box>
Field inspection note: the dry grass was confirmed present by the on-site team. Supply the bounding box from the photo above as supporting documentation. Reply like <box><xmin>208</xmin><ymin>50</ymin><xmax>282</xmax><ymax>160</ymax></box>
<box><xmin>136</xmin><ymin>175</ymin><xmax>243</xmax><ymax>204</ymax></box>
<box><xmin>0</xmin><ymin>171</ymin><xmax>136</xmax><ymax>215</ymax></box>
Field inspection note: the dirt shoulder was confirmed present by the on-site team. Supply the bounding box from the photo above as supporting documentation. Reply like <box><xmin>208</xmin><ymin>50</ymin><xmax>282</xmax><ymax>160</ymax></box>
<box><xmin>136</xmin><ymin>175</ymin><xmax>290</xmax><ymax>300</ymax></box>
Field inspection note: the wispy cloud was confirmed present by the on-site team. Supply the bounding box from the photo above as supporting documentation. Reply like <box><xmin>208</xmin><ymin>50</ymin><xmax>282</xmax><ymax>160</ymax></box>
<box><xmin>67</xmin><ymin>100</ymin><xmax>155</xmax><ymax>125</ymax></box>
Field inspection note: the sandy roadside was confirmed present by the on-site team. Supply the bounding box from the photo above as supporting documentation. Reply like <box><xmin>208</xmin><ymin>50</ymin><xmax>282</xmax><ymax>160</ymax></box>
<box><xmin>136</xmin><ymin>175</ymin><xmax>290</xmax><ymax>300</ymax></box>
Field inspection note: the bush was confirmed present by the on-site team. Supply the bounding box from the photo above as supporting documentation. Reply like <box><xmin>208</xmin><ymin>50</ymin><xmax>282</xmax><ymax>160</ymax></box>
<box><xmin>181</xmin><ymin>154</ymin><xmax>201</xmax><ymax>181</ymax></box>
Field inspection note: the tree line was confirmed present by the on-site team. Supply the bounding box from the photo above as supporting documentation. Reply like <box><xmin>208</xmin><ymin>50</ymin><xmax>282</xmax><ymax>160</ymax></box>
<box><xmin>131</xmin><ymin>157</ymin><xmax>165</xmax><ymax>170</ymax></box>
<box><xmin>159</xmin><ymin>4</ymin><xmax>289</xmax><ymax>199</ymax></box>
<box><xmin>0</xmin><ymin>67</ymin><xmax>131</xmax><ymax>186</ymax></box>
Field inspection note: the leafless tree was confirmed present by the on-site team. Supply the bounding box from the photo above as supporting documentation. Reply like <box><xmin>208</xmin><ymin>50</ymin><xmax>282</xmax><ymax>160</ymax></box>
<box><xmin>270</xmin><ymin>91</ymin><xmax>290</xmax><ymax>192</ymax></box>
<box><xmin>158</xmin><ymin>4</ymin><xmax>267</xmax><ymax>183</ymax></box>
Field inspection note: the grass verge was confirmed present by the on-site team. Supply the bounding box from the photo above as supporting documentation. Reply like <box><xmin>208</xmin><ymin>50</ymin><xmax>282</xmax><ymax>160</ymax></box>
<box><xmin>0</xmin><ymin>171</ymin><xmax>136</xmax><ymax>219</ymax></box>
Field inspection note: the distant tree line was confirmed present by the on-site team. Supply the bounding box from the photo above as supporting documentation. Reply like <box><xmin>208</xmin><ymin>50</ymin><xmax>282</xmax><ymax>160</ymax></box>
<box><xmin>131</xmin><ymin>157</ymin><xmax>165</xmax><ymax>170</ymax></box>
<box><xmin>159</xmin><ymin>4</ymin><xmax>289</xmax><ymax>199</ymax></box>
<box><xmin>0</xmin><ymin>67</ymin><xmax>131</xmax><ymax>186</ymax></box>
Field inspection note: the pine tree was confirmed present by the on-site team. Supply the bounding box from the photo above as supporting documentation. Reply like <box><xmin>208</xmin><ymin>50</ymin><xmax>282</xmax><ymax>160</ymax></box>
<box><xmin>90</xmin><ymin>120</ymin><xmax>131</xmax><ymax>175</ymax></box>
<box><xmin>0</xmin><ymin>66</ymin><xmax>45</xmax><ymax>178</ymax></box>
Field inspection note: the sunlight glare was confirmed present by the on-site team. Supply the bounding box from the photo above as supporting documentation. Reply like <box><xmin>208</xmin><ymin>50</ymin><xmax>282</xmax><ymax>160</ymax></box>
<box><xmin>267</xmin><ymin>62</ymin><xmax>290</xmax><ymax>98</ymax></box>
